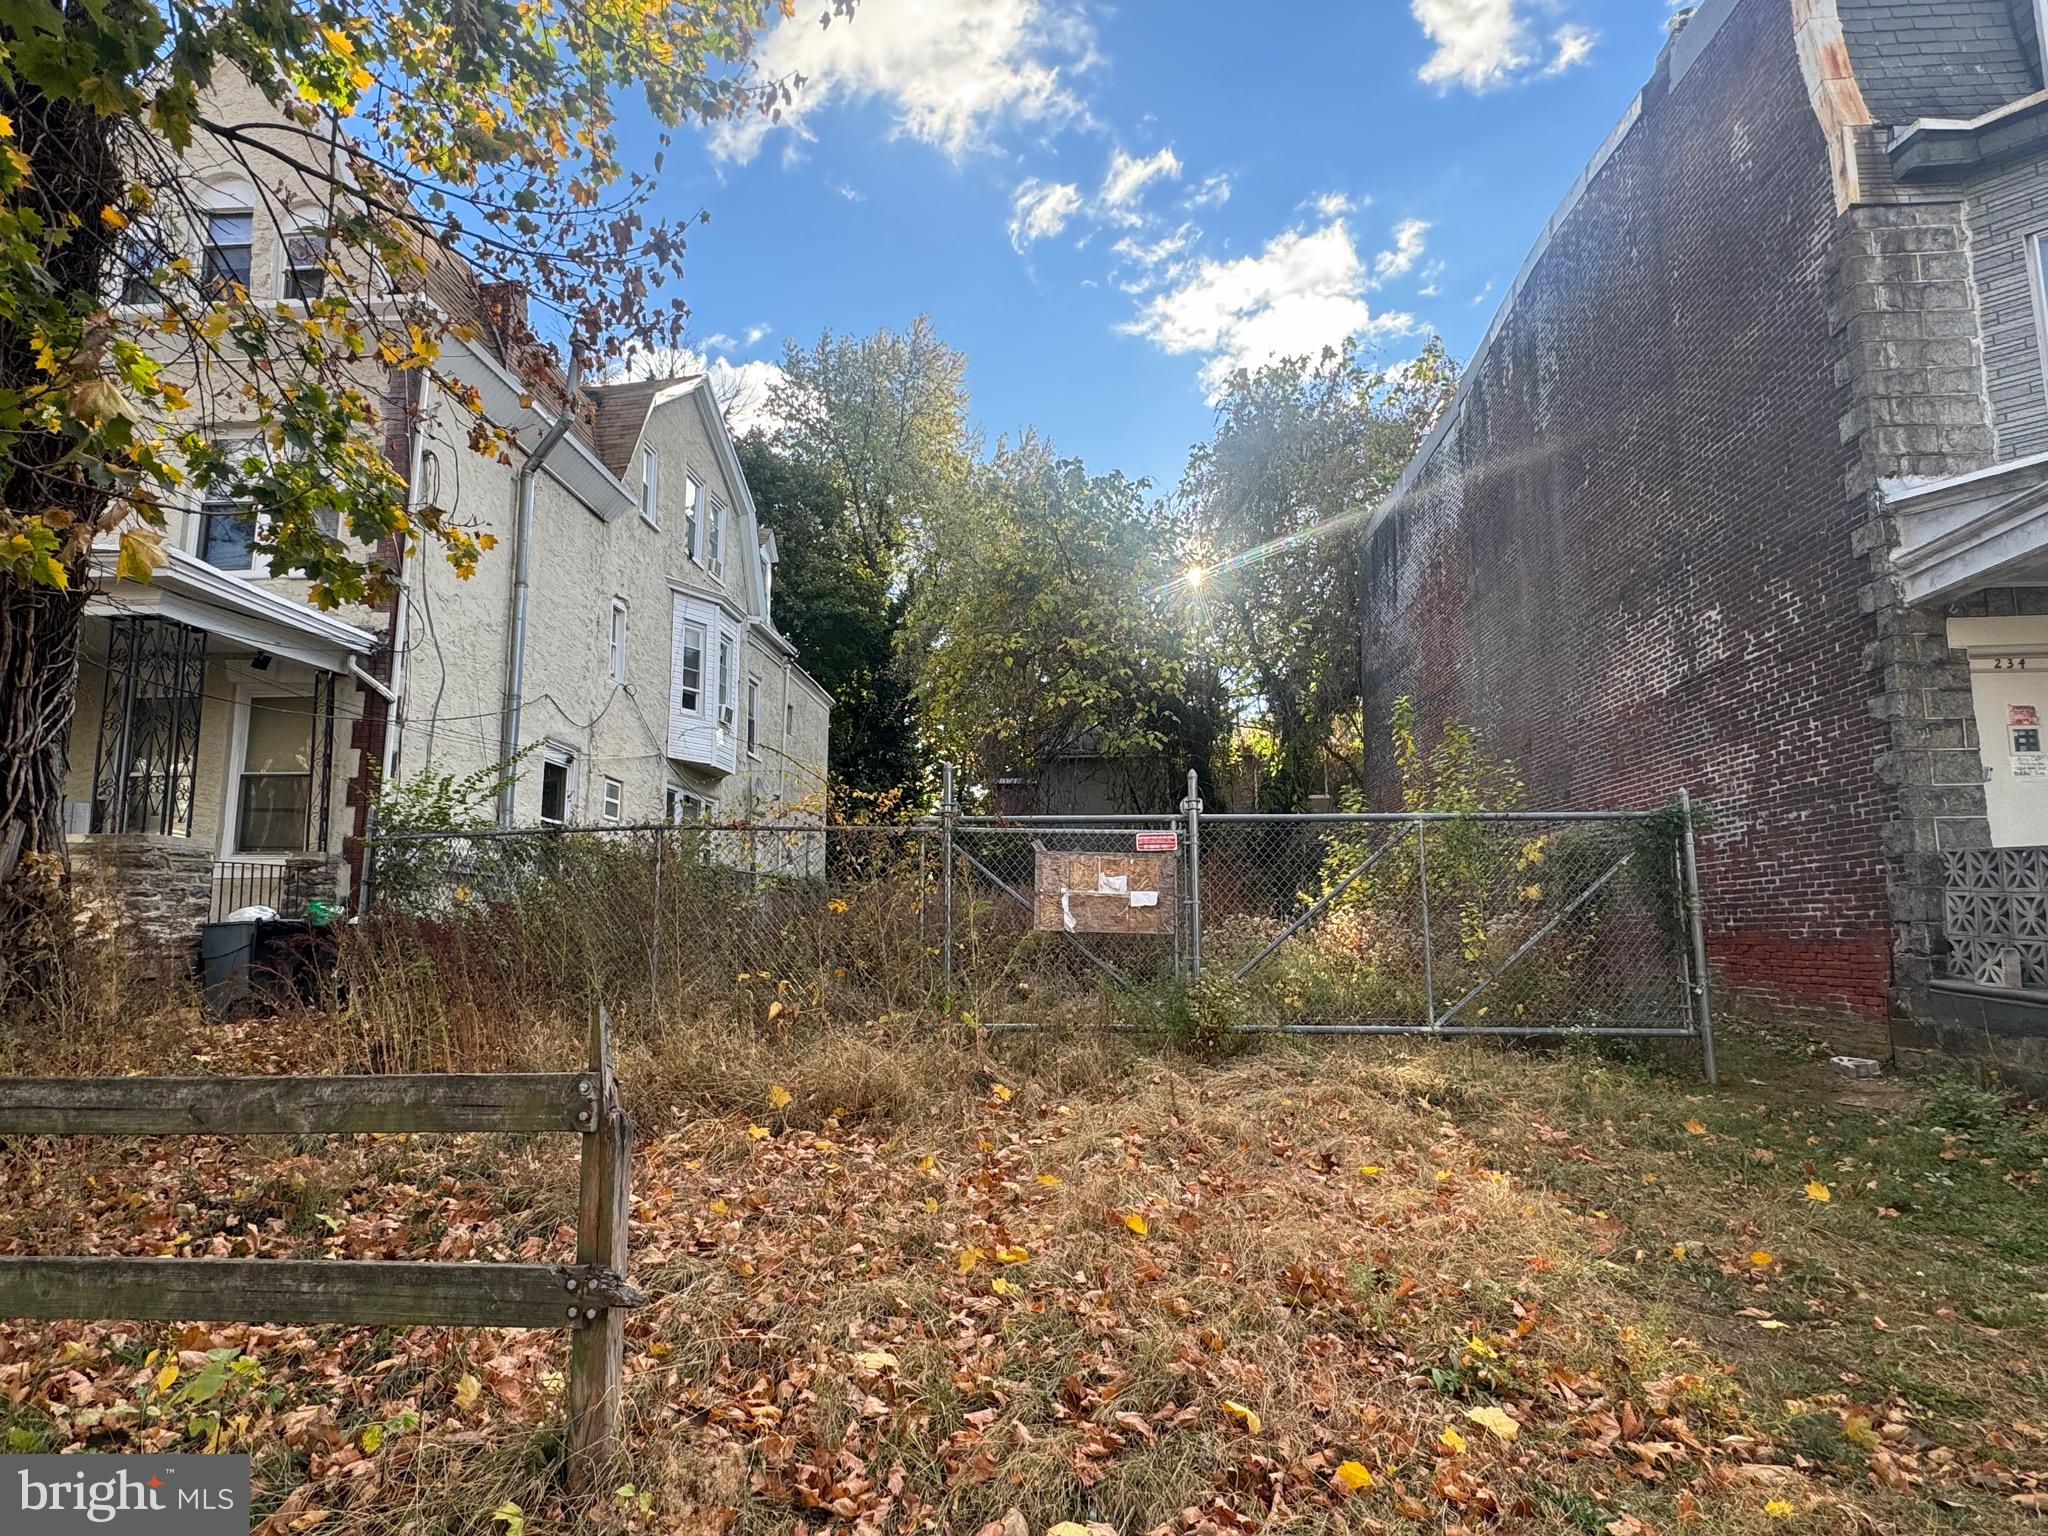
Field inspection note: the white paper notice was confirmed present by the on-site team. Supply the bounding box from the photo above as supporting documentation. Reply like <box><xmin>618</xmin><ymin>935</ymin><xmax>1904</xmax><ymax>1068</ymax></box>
<box><xmin>1060</xmin><ymin>889</ymin><xmax>1075</xmax><ymax>930</ymax></box>
<box><xmin>1096</xmin><ymin>873</ymin><xmax>1129</xmax><ymax>895</ymax></box>
<box><xmin>1130</xmin><ymin>891</ymin><xmax>1159</xmax><ymax>908</ymax></box>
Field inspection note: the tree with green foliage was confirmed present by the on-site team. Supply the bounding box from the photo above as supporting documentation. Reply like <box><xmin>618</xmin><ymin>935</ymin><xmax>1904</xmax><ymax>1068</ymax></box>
<box><xmin>760</xmin><ymin>316</ymin><xmax>972</xmax><ymax>806</ymax></box>
<box><xmin>737</xmin><ymin>432</ymin><xmax>919</xmax><ymax>802</ymax></box>
<box><xmin>0</xmin><ymin>0</ymin><xmax>820</xmax><ymax>950</ymax></box>
<box><xmin>904</xmin><ymin>432</ymin><xmax>1205</xmax><ymax>794</ymax></box>
<box><xmin>1176</xmin><ymin>338</ymin><xmax>1456</xmax><ymax>809</ymax></box>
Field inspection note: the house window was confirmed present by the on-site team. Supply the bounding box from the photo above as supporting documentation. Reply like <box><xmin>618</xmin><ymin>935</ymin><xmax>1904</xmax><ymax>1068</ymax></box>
<box><xmin>717</xmin><ymin>635</ymin><xmax>735</xmax><ymax>732</ymax></box>
<box><xmin>199</xmin><ymin>481</ymin><xmax>258</xmax><ymax>572</ymax></box>
<box><xmin>609</xmin><ymin>596</ymin><xmax>628</xmax><ymax>685</ymax></box>
<box><xmin>677</xmin><ymin>620</ymin><xmax>705</xmax><ymax>713</ymax></box>
<box><xmin>745</xmin><ymin>678</ymin><xmax>759</xmax><ymax>757</ymax></box>
<box><xmin>666</xmin><ymin>785</ymin><xmax>704</xmax><ymax>823</ymax></box>
<box><xmin>759</xmin><ymin>547</ymin><xmax>773</xmax><ymax>612</ymax></box>
<box><xmin>601</xmin><ymin>776</ymin><xmax>623</xmax><ymax>823</ymax></box>
<box><xmin>684</xmin><ymin>475</ymin><xmax>702</xmax><ymax>561</ymax></box>
<box><xmin>236</xmin><ymin>695</ymin><xmax>312</xmax><ymax>854</ymax></box>
<box><xmin>118</xmin><ymin>217</ymin><xmax>169</xmax><ymax>306</ymax></box>
<box><xmin>539</xmin><ymin>750</ymin><xmax>574</xmax><ymax>826</ymax></box>
<box><xmin>201</xmin><ymin>205</ymin><xmax>254</xmax><ymax>299</ymax></box>
<box><xmin>707</xmin><ymin>497</ymin><xmax>726</xmax><ymax>581</ymax></box>
<box><xmin>283</xmin><ymin>228</ymin><xmax>328</xmax><ymax>301</ymax></box>
<box><xmin>640</xmin><ymin>447</ymin><xmax>660</xmax><ymax>528</ymax></box>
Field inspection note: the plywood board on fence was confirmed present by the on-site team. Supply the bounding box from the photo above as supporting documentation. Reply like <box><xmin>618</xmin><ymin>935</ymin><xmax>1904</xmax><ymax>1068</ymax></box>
<box><xmin>1034</xmin><ymin>852</ymin><xmax>1175</xmax><ymax>935</ymax></box>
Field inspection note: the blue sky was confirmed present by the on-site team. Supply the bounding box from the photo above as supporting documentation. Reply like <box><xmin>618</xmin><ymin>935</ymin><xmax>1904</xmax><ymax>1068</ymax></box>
<box><xmin>635</xmin><ymin>0</ymin><xmax>1682</xmax><ymax>491</ymax></box>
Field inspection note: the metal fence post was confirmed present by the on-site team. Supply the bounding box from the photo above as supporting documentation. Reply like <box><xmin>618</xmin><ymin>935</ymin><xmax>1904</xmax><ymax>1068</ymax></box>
<box><xmin>649</xmin><ymin>827</ymin><xmax>664</xmax><ymax>1023</ymax></box>
<box><xmin>1182</xmin><ymin>769</ymin><xmax>1203</xmax><ymax>978</ymax></box>
<box><xmin>1416</xmin><ymin>821</ymin><xmax>1437</xmax><ymax>1029</ymax></box>
<box><xmin>940</xmin><ymin>762</ymin><xmax>957</xmax><ymax>995</ymax></box>
<box><xmin>1678</xmin><ymin>788</ymin><xmax>1719</xmax><ymax>1086</ymax></box>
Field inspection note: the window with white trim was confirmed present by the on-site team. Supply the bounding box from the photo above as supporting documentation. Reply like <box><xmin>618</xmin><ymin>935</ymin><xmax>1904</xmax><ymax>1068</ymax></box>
<box><xmin>117</xmin><ymin>216</ymin><xmax>170</xmax><ymax>307</ymax></box>
<box><xmin>235</xmin><ymin>695</ymin><xmax>313</xmax><ymax>854</ymax></box>
<box><xmin>608</xmin><ymin>596</ymin><xmax>628</xmax><ymax>685</ymax></box>
<box><xmin>745</xmin><ymin>677</ymin><xmax>759</xmax><ymax>757</ymax></box>
<box><xmin>282</xmin><ymin>226</ymin><xmax>328</xmax><ymax>301</ymax></box>
<box><xmin>201</xmin><ymin>204</ymin><xmax>254</xmax><ymax>300</ymax></box>
<box><xmin>539</xmin><ymin>748</ymin><xmax>575</xmax><ymax>826</ymax></box>
<box><xmin>677</xmin><ymin>620</ymin><xmax>705</xmax><ymax>713</ymax></box>
<box><xmin>684</xmin><ymin>475</ymin><xmax>702</xmax><ymax>561</ymax></box>
<box><xmin>601</xmin><ymin>776</ymin><xmax>623</xmax><ymax>823</ymax></box>
<box><xmin>640</xmin><ymin>447</ymin><xmax>660</xmax><ymax>528</ymax></box>
<box><xmin>706</xmin><ymin>496</ymin><xmax>726</xmax><ymax>581</ymax></box>
<box><xmin>666</xmin><ymin>785</ymin><xmax>706</xmax><ymax>823</ymax></box>
<box><xmin>717</xmin><ymin>635</ymin><xmax>735</xmax><ymax>733</ymax></box>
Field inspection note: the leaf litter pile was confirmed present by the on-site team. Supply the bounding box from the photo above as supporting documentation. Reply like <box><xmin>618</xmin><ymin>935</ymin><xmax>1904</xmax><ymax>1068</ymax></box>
<box><xmin>1</xmin><ymin>1025</ymin><xmax>2044</xmax><ymax>1535</ymax></box>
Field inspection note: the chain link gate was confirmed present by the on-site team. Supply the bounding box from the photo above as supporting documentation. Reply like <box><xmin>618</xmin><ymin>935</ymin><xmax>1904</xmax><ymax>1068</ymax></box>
<box><xmin>359</xmin><ymin>771</ymin><xmax>1715</xmax><ymax>1082</ymax></box>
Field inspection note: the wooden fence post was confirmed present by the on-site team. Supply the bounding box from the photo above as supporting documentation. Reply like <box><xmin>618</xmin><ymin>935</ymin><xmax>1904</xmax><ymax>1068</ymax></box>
<box><xmin>566</xmin><ymin>1006</ymin><xmax>631</xmax><ymax>1494</ymax></box>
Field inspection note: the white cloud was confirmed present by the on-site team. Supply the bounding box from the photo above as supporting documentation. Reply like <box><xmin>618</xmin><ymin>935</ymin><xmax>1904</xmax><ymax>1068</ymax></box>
<box><xmin>1308</xmin><ymin>191</ymin><xmax>1356</xmax><ymax>218</ymax></box>
<box><xmin>1546</xmin><ymin>23</ymin><xmax>1596</xmax><ymax>73</ymax></box>
<box><xmin>1185</xmin><ymin>173</ymin><xmax>1232</xmax><ymax>209</ymax></box>
<box><xmin>1009</xmin><ymin>178</ymin><xmax>1085</xmax><ymax>249</ymax></box>
<box><xmin>835</xmin><ymin>183</ymin><xmax>866</xmax><ymax>201</ymax></box>
<box><xmin>1122</xmin><ymin>219</ymin><xmax>1415</xmax><ymax>397</ymax></box>
<box><xmin>709</xmin><ymin>0</ymin><xmax>1096</xmax><ymax>164</ymax></box>
<box><xmin>1417</xmin><ymin>259</ymin><xmax>1445</xmax><ymax>297</ymax></box>
<box><xmin>1098</xmin><ymin>145</ymin><xmax>1182</xmax><ymax>221</ymax></box>
<box><xmin>1110</xmin><ymin>222</ymin><xmax>1197</xmax><ymax>292</ymax></box>
<box><xmin>743</xmin><ymin>323</ymin><xmax>773</xmax><ymax>347</ymax></box>
<box><xmin>1411</xmin><ymin>0</ymin><xmax>1531</xmax><ymax>90</ymax></box>
<box><xmin>1372</xmin><ymin>218</ymin><xmax>1430</xmax><ymax>284</ymax></box>
<box><xmin>701</xmin><ymin>331</ymin><xmax>740</xmax><ymax>351</ymax></box>
<box><xmin>1471</xmin><ymin>280</ymin><xmax>1495</xmax><ymax>305</ymax></box>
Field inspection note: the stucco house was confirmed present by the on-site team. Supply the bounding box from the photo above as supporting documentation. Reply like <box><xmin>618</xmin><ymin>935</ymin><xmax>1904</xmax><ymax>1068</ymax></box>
<box><xmin>1357</xmin><ymin>0</ymin><xmax>2048</xmax><ymax>1086</ymax></box>
<box><xmin>61</xmin><ymin>80</ymin><xmax>830</xmax><ymax>940</ymax></box>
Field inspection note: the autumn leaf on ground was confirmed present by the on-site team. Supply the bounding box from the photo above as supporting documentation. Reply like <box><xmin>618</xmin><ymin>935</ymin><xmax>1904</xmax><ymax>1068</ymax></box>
<box><xmin>1122</xmin><ymin>1211</ymin><xmax>1149</xmax><ymax>1236</ymax></box>
<box><xmin>990</xmin><ymin>1083</ymin><xmax>1013</xmax><ymax>1102</ymax></box>
<box><xmin>1334</xmin><ymin>1460</ymin><xmax>1374</xmax><ymax>1492</ymax></box>
<box><xmin>490</xmin><ymin>1504</ymin><xmax>526</xmax><ymax>1536</ymax></box>
<box><xmin>154</xmin><ymin>1363</ymin><xmax>178</xmax><ymax>1392</ymax></box>
<box><xmin>1220</xmin><ymin>1399</ymin><xmax>1262</xmax><ymax>1434</ymax></box>
<box><xmin>1685</xmin><ymin>1118</ymin><xmax>1707</xmax><ymax>1135</ymax></box>
<box><xmin>1464</xmin><ymin>1404</ymin><xmax>1519</xmax><ymax>1441</ymax></box>
<box><xmin>1358</xmin><ymin>1164</ymin><xmax>1383</xmax><ymax>1177</ymax></box>
<box><xmin>766</xmin><ymin>1084</ymin><xmax>792</xmax><ymax>1109</ymax></box>
<box><xmin>1763</xmin><ymin>1498</ymin><xmax>1795</xmax><ymax>1518</ymax></box>
<box><xmin>1440</xmin><ymin>1426</ymin><xmax>1468</xmax><ymax>1454</ymax></box>
<box><xmin>1751</xmin><ymin>1250</ymin><xmax>1774</xmax><ymax>1267</ymax></box>
<box><xmin>1804</xmin><ymin>1180</ymin><xmax>1831</xmax><ymax>1202</ymax></box>
<box><xmin>746</xmin><ymin>1124</ymin><xmax>770</xmax><ymax>1140</ymax></box>
<box><xmin>995</xmin><ymin>1244</ymin><xmax>1029</xmax><ymax>1263</ymax></box>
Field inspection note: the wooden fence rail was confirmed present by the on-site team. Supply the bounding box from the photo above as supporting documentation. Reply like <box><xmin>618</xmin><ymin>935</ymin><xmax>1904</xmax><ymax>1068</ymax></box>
<box><xmin>0</xmin><ymin>1012</ymin><xmax>637</xmax><ymax>1493</ymax></box>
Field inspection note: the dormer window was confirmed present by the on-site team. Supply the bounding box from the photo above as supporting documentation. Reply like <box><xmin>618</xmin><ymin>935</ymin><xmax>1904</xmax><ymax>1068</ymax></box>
<box><xmin>640</xmin><ymin>446</ymin><xmax>660</xmax><ymax>528</ymax></box>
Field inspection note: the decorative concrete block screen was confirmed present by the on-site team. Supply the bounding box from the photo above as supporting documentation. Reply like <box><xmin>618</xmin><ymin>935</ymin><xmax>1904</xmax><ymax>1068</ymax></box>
<box><xmin>1943</xmin><ymin>848</ymin><xmax>2048</xmax><ymax>987</ymax></box>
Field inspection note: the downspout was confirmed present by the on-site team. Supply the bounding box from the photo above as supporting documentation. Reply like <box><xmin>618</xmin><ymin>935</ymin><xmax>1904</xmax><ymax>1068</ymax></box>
<box><xmin>496</xmin><ymin>354</ymin><xmax>583</xmax><ymax>825</ymax></box>
<box><xmin>381</xmin><ymin>371</ymin><xmax>433</xmax><ymax>791</ymax></box>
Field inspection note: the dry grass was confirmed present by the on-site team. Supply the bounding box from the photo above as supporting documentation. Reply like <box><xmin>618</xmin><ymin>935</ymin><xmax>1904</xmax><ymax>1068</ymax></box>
<box><xmin>0</xmin><ymin>1012</ymin><xmax>2043</xmax><ymax>1536</ymax></box>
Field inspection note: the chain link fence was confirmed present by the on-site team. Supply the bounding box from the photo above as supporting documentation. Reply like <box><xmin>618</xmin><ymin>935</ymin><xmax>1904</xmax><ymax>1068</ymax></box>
<box><xmin>358</xmin><ymin>780</ymin><xmax>1717</xmax><ymax>1079</ymax></box>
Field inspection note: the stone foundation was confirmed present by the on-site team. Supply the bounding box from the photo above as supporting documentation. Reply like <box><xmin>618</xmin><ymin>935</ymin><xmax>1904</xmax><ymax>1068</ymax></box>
<box><xmin>68</xmin><ymin>834</ymin><xmax>213</xmax><ymax>979</ymax></box>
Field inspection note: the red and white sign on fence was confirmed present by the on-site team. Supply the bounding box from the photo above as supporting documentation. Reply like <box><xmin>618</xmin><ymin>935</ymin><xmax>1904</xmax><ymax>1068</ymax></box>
<box><xmin>1134</xmin><ymin>831</ymin><xmax>1178</xmax><ymax>852</ymax></box>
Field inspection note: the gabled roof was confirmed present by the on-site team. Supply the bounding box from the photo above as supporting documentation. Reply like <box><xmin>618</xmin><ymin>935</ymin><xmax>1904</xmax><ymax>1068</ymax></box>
<box><xmin>583</xmin><ymin>375</ymin><xmax>704</xmax><ymax>478</ymax></box>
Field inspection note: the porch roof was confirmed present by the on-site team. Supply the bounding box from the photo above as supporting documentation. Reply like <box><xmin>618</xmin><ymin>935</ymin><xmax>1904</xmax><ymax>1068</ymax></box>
<box><xmin>1884</xmin><ymin>452</ymin><xmax>2048</xmax><ymax>604</ymax></box>
<box><xmin>85</xmin><ymin>544</ymin><xmax>380</xmax><ymax>673</ymax></box>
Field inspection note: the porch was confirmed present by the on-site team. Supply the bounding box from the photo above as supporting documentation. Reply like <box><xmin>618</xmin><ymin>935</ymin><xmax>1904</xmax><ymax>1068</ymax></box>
<box><xmin>65</xmin><ymin>544</ymin><xmax>378</xmax><ymax>956</ymax></box>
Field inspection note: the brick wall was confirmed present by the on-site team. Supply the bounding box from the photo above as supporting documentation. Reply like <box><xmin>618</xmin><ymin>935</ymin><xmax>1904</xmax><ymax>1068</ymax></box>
<box><xmin>1960</xmin><ymin>154</ymin><xmax>2048</xmax><ymax>461</ymax></box>
<box><xmin>1359</xmin><ymin>0</ymin><xmax>1895</xmax><ymax>1020</ymax></box>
